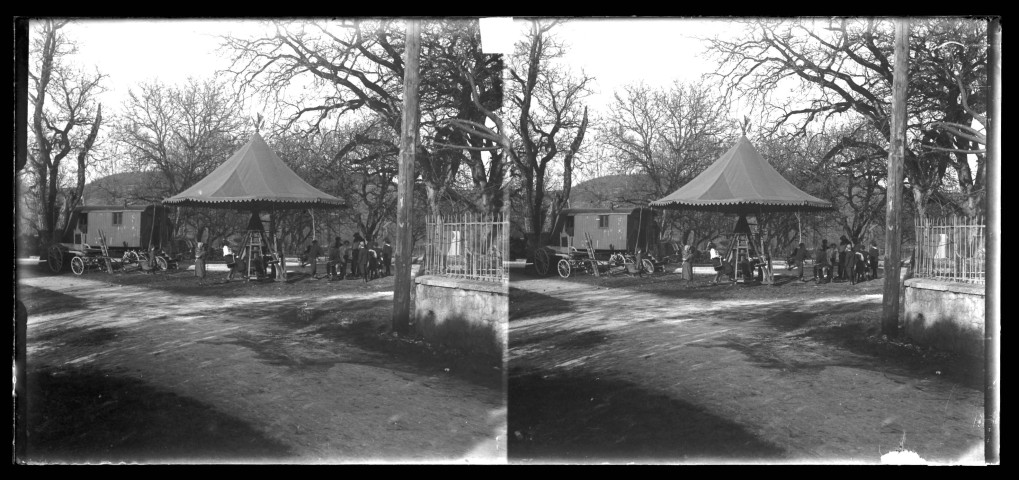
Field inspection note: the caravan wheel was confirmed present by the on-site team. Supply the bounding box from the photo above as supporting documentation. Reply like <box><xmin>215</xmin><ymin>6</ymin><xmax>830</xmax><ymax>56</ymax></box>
<box><xmin>557</xmin><ymin>259</ymin><xmax>572</xmax><ymax>278</ymax></box>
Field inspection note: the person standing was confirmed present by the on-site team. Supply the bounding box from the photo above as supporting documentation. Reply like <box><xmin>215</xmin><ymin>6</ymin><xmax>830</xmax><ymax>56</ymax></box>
<box><xmin>351</xmin><ymin>234</ymin><xmax>364</xmax><ymax>278</ymax></box>
<box><xmin>793</xmin><ymin>242</ymin><xmax>808</xmax><ymax>282</ymax></box>
<box><xmin>194</xmin><ymin>241</ymin><xmax>207</xmax><ymax>285</ymax></box>
<box><xmin>681</xmin><ymin>244</ymin><xmax>693</xmax><ymax>281</ymax></box>
<box><xmin>815</xmin><ymin>240</ymin><xmax>830</xmax><ymax>283</ymax></box>
<box><xmin>342</xmin><ymin>240</ymin><xmax>352</xmax><ymax>280</ymax></box>
<box><xmin>838</xmin><ymin>236</ymin><xmax>851</xmax><ymax>280</ymax></box>
<box><xmin>868</xmin><ymin>240</ymin><xmax>880</xmax><ymax>280</ymax></box>
<box><xmin>709</xmin><ymin>242</ymin><xmax>724</xmax><ymax>285</ymax></box>
<box><xmin>327</xmin><ymin>237</ymin><xmax>343</xmax><ymax>281</ymax></box>
<box><xmin>308</xmin><ymin>239</ymin><xmax>323</xmax><ymax>278</ymax></box>
<box><xmin>223</xmin><ymin>241</ymin><xmax>237</xmax><ymax>281</ymax></box>
<box><xmin>382</xmin><ymin>238</ymin><xmax>393</xmax><ymax>277</ymax></box>
<box><xmin>358</xmin><ymin>241</ymin><xmax>370</xmax><ymax>284</ymax></box>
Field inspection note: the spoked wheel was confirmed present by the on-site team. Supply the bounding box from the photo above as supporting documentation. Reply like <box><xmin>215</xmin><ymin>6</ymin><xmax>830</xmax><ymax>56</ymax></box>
<box><xmin>70</xmin><ymin>256</ymin><xmax>85</xmax><ymax>276</ymax></box>
<box><xmin>557</xmin><ymin>259</ymin><xmax>572</xmax><ymax>278</ymax></box>
<box><xmin>47</xmin><ymin>245</ymin><xmax>66</xmax><ymax>273</ymax></box>
<box><xmin>642</xmin><ymin>258</ymin><xmax>655</xmax><ymax>274</ymax></box>
<box><xmin>534</xmin><ymin>248</ymin><xmax>551</xmax><ymax>276</ymax></box>
<box><xmin>156</xmin><ymin>256</ymin><xmax>169</xmax><ymax>271</ymax></box>
<box><xmin>609</xmin><ymin>253</ymin><xmax>624</xmax><ymax>266</ymax></box>
<box><xmin>122</xmin><ymin>250</ymin><xmax>139</xmax><ymax>265</ymax></box>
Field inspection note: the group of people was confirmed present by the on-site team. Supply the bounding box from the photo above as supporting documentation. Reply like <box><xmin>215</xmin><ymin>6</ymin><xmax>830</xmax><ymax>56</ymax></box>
<box><xmin>706</xmin><ymin>242</ymin><xmax>766</xmax><ymax>285</ymax></box>
<box><xmin>799</xmin><ymin>236</ymin><xmax>880</xmax><ymax>285</ymax></box>
<box><xmin>702</xmin><ymin>236</ymin><xmax>881</xmax><ymax>286</ymax></box>
<box><xmin>304</xmin><ymin>235</ymin><xmax>393</xmax><ymax>283</ymax></box>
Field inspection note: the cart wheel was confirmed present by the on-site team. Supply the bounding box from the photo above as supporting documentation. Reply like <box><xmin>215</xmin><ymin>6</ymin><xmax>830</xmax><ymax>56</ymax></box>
<box><xmin>609</xmin><ymin>253</ymin><xmax>624</xmax><ymax>266</ymax></box>
<box><xmin>123</xmin><ymin>250</ymin><xmax>139</xmax><ymax>265</ymax></box>
<box><xmin>156</xmin><ymin>256</ymin><xmax>169</xmax><ymax>271</ymax></box>
<box><xmin>70</xmin><ymin>256</ymin><xmax>85</xmax><ymax>276</ymax></box>
<box><xmin>534</xmin><ymin>248</ymin><xmax>551</xmax><ymax>276</ymax></box>
<box><xmin>47</xmin><ymin>245</ymin><xmax>66</xmax><ymax>273</ymax></box>
<box><xmin>642</xmin><ymin>258</ymin><xmax>655</xmax><ymax>274</ymax></box>
<box><xmin>557</xmin><ymin>259</ymin><xmax>572</xmax><ymax>278</ymax></box>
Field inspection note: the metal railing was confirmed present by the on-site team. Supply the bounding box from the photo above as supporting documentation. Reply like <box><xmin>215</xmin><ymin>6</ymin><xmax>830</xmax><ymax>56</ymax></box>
<box><xmin>913</xmin><ymin>215</ymin><xmax>985</xmax><ymax>284</ymax></box>
<box><xmin>423</xmin><ymin>213</ymin><xmax>508</xmax><ymax>283</ymax></box>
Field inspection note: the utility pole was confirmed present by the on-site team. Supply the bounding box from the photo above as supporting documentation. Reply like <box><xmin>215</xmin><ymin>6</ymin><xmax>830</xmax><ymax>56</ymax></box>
<box><xmin>984</xmin><ymin>16</ymin><xmax>1000</xmax><ymax>465</ymax></box>
<box><xmin>881</xmin><ymin>19</ymin><xmax>908</xmax><ymax>337</ymax></box>
<box><xmin>392</xmin><ymin>20</ymin><xmax>421</xmax><ymax>335</ymax></box>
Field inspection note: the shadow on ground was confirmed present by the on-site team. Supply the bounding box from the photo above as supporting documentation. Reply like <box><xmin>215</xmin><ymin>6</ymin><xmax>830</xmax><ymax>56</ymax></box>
<box><xmin>507</xmin><ymin>368</ymin><xmax>786</xmax><ymax>463</ymax></box>
<box><xmin>204</xmin><ymin>297</ymin><xmax>504</xmax><ymax>391</ymax></box>
<box><xmin>22</xmin><ymin>366</ymin><xmax>294</xmax><ymax>464</ymax></box>
<box><xmin>509</xmin><ymin>287</ymin><xmax>575</xmax><ymax>322</ymax></box>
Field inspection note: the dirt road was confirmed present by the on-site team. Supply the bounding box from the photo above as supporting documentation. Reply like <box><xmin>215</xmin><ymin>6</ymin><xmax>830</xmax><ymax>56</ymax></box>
<box><xmin>508</xmin><ymin>272</ymin><xmax>984</xmax><ymax>464</ymax></box>
<box><xmin>19</xmin><ymin>272</ymin><xmax>505</xmax><ymax>464</ymax></box>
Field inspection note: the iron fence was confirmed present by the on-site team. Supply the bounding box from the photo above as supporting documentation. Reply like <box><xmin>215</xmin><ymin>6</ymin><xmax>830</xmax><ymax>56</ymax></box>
<box><xmin>423</xmin><ymin>213</ymin><xmax>509</xmax><ymax>283</ymax></box>
<box><xmin>913</xmin><ymin>215</ymin><xmax>985</xmax><ymax>284</ymax></box>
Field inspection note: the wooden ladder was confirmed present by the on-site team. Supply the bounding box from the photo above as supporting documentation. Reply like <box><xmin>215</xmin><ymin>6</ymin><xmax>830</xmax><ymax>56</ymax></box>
<box><xmin>247</xmin><ymin>230</ymin><xmax>263</xmax><ymax>280</ymax></box>
<box><xmin>97</xmin><ymin>229</ymin><xmax>114</xmax><ymax>273</ymax></box>
<box><xmin>584</xmin><ymin>232</ymin><xmax>600</xmax><ymax>277</ymax></box>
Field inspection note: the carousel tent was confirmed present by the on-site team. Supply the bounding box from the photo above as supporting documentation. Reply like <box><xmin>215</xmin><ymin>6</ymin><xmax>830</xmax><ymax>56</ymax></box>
<box><xmin>650</xmin><ymin>136</ymin><xmax>832</xmax><ymax>213</ymax></box>
<box><xmin>651</xmin><ymin>136</ymin><xmax>834</xmax><ymax>284</ymax></box>
<box><xmin>163</xmin><ymin>132</ymin><xmax>344</xmax><ymax>281</ymax></box>
<box><xmin>163</xmin><ymin>132</ymin><xmax>344</xmax><ymax>209</ymax></box>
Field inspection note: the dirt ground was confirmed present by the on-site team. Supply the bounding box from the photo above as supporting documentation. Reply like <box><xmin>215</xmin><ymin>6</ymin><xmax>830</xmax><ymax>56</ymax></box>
<box><xmin>508</xmin><ymin>265</ymin><xmax>985</xmax><ymax>464</ymax></box>
<box><xmin>15</xmin><ymin>262</ymin><xmax>505</xmax><ymax>464</ymax></box>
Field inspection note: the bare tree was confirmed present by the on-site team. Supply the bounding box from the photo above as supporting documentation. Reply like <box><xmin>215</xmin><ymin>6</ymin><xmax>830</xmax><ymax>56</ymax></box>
<box><xmin>504</xmin><ymin>20</ymin><xmax>591</xmax><ymax>250</ymax></box>
<box><xmin>115</xmin><ymin>77</ymin><xmax>248</xmax><ymax>243</ymax></box>
<box><xmin>24</xmin><ymin>19</ymin><xmax>106</xmax><ymax>244</ymax></box>
<box><xmin>221</xmin><ymin>19</ymin><xmax>506</xmax><ymax>215</ymax></box>
<box><xmin>708</xmin><ymin>18</ymin><xmax>988</xmax><ymax>218</ymax></box>
<box><xmin>116</xmin><ymin>77</ymin><xmax>247</xmax><ymax>201</ymax></box>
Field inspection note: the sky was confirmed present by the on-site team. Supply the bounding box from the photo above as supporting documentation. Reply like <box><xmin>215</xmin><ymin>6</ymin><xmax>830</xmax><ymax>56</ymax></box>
<box><xmin>55</xmin><ymin>18</ymin><xmax>740</xmax><ymax>117</ymax></box>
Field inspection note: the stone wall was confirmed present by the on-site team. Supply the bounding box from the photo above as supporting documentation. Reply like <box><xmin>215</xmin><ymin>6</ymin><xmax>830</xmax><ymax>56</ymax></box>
<box><xmin>413</xmin><ymin>275</ymin><xmax>507</xmax><ymax>358</ymax></box>
<box><xmin>903</xmin><ymin>278</ymin><xmax>985</xmax><ymax>357</ymax></box>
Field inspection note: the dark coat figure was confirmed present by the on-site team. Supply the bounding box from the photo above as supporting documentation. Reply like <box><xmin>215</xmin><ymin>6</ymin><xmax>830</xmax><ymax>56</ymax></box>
<box><xmin>358</xmin><ymin>242</ymin><xmax>370</xmax><ymax>283</ymax></box>
<box><xmin>838</xmin><ymin>236</ymin><xmax>851</xmax><ymax>280</ymax></box>
<box><xmin>341</xmin><ymin>240</ymin><xmax>351</xmax><ymax>280</ymax></box>
<box><xmin>868</xmin><ymin>241</ymin><xmax>880</xmax><ymax>280</ymax></box>
<box><xmin>793</xmin><ymin>242</ymin><xmax>808</xmax><ymax>281</ymax></box>
<box><xmin>382</xmin><ymin>239</ymin><xmax>393</xmax><ymax>277</ymax></box>
<box><xmin>351</xmin><ymin>234</ymin><xmax>364</xmax><ymax>277</ymax></box>
<box><xmin>327</xmin><ymin>237</ymin><xmax>343</xmax><ymax>280</ymax></box>
<box><xmin>308</xmin><ymin>240</ymin><xmax>323</xmax><ymax>277</ymax></box>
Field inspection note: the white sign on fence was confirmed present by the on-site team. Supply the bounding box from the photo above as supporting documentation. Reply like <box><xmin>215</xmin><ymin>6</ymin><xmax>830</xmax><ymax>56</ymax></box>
<box><xmin>448</xmin><ymin>230</ymin><xmax>462</xmax><ymax>256</ymax></box>
<box><xmin>935</xmin><ymin>233</ymin><xmax>948</xmax><ymax>259</ymax></box>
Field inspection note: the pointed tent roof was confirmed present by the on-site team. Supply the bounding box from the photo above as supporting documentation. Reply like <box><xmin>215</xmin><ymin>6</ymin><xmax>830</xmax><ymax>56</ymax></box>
<box><xmin>163</xmin><ymin>133</ymin><xmax>344</xmax><ymax>210</ymax></box>
<box><xmin>650</xmin><ymin>136</ymin><xmax>833</xmax><ymax>213</ymax></box>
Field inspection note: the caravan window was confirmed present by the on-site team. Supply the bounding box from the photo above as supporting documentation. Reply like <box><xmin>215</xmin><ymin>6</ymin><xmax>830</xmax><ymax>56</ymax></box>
<box><xmin>598</xmin><ymin>215</ymin><xmax>609</xmax><ymax>228</ymax></box>
<box><xmin>112</xmin><ymin>212</ymin><xmax>123</xmax><ymax>225</ymax></box>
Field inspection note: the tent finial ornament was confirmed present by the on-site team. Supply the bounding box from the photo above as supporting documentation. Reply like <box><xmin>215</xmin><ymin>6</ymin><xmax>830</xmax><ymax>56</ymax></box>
<box><xmin>254</xmin><ymin>113</ymin><xmax>264</xmax><ymax>133</ymax></box>
<box><xmin>742</xmin><ymin>116</ymin><xmax>751</xmax><ymax>136</ymax></box>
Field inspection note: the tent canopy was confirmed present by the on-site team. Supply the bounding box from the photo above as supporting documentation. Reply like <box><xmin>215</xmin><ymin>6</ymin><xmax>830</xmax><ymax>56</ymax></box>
<box><xmin>163</xmin><ymin>133</ymin><xmax>345</xmax><ymax>210</ymax></box>
<box><xmin>650</xmin><ymin>136</ymin><xmax>834</xmax><ymax>214</ymax></box>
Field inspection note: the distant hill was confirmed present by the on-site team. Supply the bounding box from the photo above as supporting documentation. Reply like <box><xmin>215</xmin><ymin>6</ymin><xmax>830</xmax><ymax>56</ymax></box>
<box><xmin>83</xmin><ymin>171</ymin><xmax>168</xmax><ymax>206</ymax></box>
<box><xmin>568</xmin><ymin>173</ymin><xmax>655</xmax><ymax>209</ymax></box>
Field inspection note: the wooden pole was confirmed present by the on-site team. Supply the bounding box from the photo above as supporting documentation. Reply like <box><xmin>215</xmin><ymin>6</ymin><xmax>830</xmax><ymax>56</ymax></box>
<box><xmin>881</xmin><ymin>19</ymin><xmax>908</xmax><ymax>337</ymax></box>
<box><xmin>984</xmin><ymin>16</ymin><xmax>1000</xmax><ymax>465</ymax></box>
<box><xmin>392</xmin><ymin>20</ymin><xmax>421</xmax><ymax>335</ymax></box>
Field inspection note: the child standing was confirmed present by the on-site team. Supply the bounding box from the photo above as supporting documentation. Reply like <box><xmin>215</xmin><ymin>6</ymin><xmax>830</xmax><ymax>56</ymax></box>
<box><xmin>868</xmin><ymin>240</ymin><xmax>880</xmax><ymax>280</ymax></box>
<box><xmin>194</xmin><ymin>242</ymin><xmax>207</xmax><ymax>285</ymax></box>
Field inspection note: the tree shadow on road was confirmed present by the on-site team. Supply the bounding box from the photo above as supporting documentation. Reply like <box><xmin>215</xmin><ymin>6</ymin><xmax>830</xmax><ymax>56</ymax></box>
<box><xmin>508</xmin><ymin>368</ymin><xmax>786</xmax><ymax>463</ymax></box>
<box><xmin>20</xmin><ymin>365</ymin><xmax>295</xmax><ymax>464</ymax></box>
<box><xmin>510</xmin><ymin>287</ymin><xmax>575</xmax><ymax>322</ymax></box>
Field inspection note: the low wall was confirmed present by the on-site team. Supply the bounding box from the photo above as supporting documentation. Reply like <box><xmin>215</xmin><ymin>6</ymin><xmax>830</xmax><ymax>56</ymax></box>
<box><xmin>414</xmin><ymin>275</ymin><xmax>507</xmax><ymax>358</ymax></box>
<box><xmin>903</xmin><ymin>278</ymin><xmax>985</xmax><ymax>357</ymax></box>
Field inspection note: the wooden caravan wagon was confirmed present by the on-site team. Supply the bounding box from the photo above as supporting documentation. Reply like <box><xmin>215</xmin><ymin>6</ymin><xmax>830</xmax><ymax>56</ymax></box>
<box><xmin>533</xmin><ymin>207</ymin><xmax>660</xmax><ymax>277</ymax></box>
<box><xmin>48</xmin><ymin>204</ymin><xmax>176</xmax><ymax>274</ymax></box>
